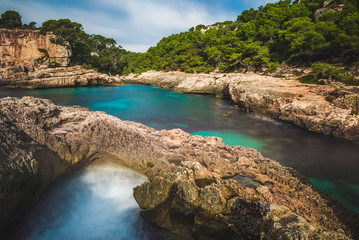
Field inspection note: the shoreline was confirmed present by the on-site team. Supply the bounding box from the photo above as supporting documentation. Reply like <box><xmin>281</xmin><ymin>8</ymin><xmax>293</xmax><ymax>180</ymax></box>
<box><xmin>121</xmin><ymin>71</ymin><xmax>359</xmax><ymax>143</ymax></box>
<box><xmin>2</xmin><ymin>64</ymin><xmax>357</xmax><ymax>143</ymax></box>
<box><xmin>0</xmin><ymin>96</ymin><xmax>358</xmax><ymax>239</ymax></box>
<box><xmin>0</xmin><ymin>65</ymin><xmax>123</xmax><ymax>89</ymax></box>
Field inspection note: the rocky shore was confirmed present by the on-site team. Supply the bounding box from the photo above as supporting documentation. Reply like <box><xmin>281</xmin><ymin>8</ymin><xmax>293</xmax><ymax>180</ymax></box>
<box><xmin>122</xmin><ymin>71</ymin><xmax>359</xmax><ymax>142</ymax></box>
<box><xmin>2</xmin><ymin>28</ymin><xmax>358</xmax><ymax>141</ymax></box>
<box><xmin>0</xmin><ymin>96</ymin><xmax>358</xmax><ymax>239</ymax></box>
<box><xmin>0</xmin><ymin>65</ymin><xmax>122</xmax><ymax>88</ymax></box>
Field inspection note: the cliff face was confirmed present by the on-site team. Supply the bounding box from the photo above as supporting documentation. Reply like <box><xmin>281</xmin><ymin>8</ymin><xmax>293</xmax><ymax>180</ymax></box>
<box><xmin>0</xmin><ymin>29</ymin><xmax>71</xmax><ymax>68</ymax></box>
<box><xmin>0</xmin><ymin>97</ymin><xmax>358</xmax><ymax>239</ymax></box>
<box><xmin>0</xmin><ymin>29</ymin><xmax>122</xmax><ymax>88</ymax></box>
<box><xmin>122</xmin><ymin>71</ymin><xmax>359</xmax><ymax>143</ymax></box>
<box><xmin>0</xmin><ymin>111</ymin><xmax>70</xmax><ymax>236</ymax></box>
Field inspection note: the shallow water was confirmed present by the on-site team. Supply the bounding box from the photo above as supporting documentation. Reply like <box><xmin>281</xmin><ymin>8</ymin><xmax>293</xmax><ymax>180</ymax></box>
<box><xmin>1</xmin><ymin>84</ymin><xmax>358</xmax><ymax>214</ymax></box>
<box><xmin>9</xmin><ymin>166</ymin><xmax>167</xmax><ymax>240</ymax></box>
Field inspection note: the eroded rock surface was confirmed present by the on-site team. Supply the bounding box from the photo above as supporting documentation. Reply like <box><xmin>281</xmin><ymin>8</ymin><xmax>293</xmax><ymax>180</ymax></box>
<box><xmin>0</xmin><ymin>29</ymin><xmax>71</xmax><ymax>67</ymax></box>
<box><xmin>0</xmin><ymin>96</ymin><xmax>358</xmax><ymax>239</ymax></box>
<box><xmin>0</xmin><ymin>65</ymin><xmax>122</xmax><ymax>88</ymax></box>
<box><xmin>0</xmin><ymin>111</ymin><xmax>70</xmax><ymax>235</ymax></box>
<box><xmin>122</xmin><ymin>71</ymin><xmax>359</xmax><ymax>142</ymax></box>
<box><xmin>0</xmin><ymin>29</ymin><xmax>122</xmax><ymax>88</ymax></box>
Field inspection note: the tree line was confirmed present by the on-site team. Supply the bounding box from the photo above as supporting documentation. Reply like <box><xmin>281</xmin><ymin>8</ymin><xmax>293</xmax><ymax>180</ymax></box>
<box><xmin>123</xmin><ymin>0</ymin><xmax>358</xmax><ymax>79</ymax></box>
<box><xmin>1</xmin><ymin>0</ymin><xmax>358</xmax><ymax>84</ymax></box>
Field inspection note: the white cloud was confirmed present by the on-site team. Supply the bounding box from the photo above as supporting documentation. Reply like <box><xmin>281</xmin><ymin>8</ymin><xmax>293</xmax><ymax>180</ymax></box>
<box><xmin>242</xmin><ymin>0</ymin><xmax>278</xmax><ymax>9</ymax></box>
<box><xmin>94</xmin><ymin>0</ymin><xmax>235</xmax><ymax>51</ymax></box>
<box><xmin>121</xmin><ymin>43</ymin><xmax>151</xmax><ymax>53</ymax></box>
<box><xmin>100</xmin><ymin>0</ymin><xmax>214</xmax><ymax>29</ymax></box>
<box><xmin>0</xmin><ymin>0</ymin><xmax>237</xmax><ymax>52</ymax></box>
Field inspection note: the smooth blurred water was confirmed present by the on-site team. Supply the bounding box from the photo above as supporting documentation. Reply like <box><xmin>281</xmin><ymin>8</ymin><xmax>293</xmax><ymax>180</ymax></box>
<box><xmin>1</xmin><ymin>84</ymin><xmax>358</xmax><ymax>215</ymax></box>
<box><xmin>9</xmin><ymin>166</ymin><xmax>168</xmax><ymax>240</ymax></box>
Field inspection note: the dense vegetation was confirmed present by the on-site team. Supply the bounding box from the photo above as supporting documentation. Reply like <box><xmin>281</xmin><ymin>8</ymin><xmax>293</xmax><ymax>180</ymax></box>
<box><xmin>123</xmin><ymin>0</ymin><xmax>359</xmax><ymax>78</ymax></box>
<box><xmin>1</xmin><ymin>0</ymin><xmax>359</xmax><ymax>84</ymax></box>
<box><xmin>39</xmin><ymin>19</ymin><xmax>127</xmax><ymax>74</ymax></box>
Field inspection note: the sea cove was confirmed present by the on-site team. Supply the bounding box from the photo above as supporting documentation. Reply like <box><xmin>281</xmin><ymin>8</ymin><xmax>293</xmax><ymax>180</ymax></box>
<box><xmin>1</xmin><ymin>0</ymin><xmax>359</xmax><ymax>238</ymax></box>
<box><xmin>1</xmin><ymin>84</ymin><xmax>358</xmax><ymax>213</ymax></box>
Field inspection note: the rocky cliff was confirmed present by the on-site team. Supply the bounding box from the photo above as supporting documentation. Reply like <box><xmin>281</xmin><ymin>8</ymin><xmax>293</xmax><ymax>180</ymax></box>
<box><xmin>0</xmin><ymin>110</ymin><xmax>70</xmax><ymax>236</ymax></box>
<box><xmin>0</xmin><ymin>29</ymin><xmax>71</xmax><ymax>68</ymax></box>
<box><xmin>122</xmin><ymin>71</ymin><xmax>359</xmax><ymax>143</ymax></box>
<box><xmin>0</xmin><ymin>29</ymin><xmax>122</xmax><ymax>88</ymax></box>
<box><xmin>0</xmin><ymin>97</ymin><xmax>358</xmax><ymax>239</ymax></box>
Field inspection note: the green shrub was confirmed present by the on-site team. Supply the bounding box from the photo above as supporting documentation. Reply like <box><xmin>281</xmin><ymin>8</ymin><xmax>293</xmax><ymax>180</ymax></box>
<box><xmin>35</xmin><ymin>56</ymin><xmax>46</xmax><ymax>64</ymax></box>
<box><xmin>299</xmin><ymin>73</ymin><xmax>319</xmax><ymax>84</ymax></box>
<box><xmin>267</xmin><ymin>62</ymin><xmax>280</xmax><ymax>73</ymax></box>
<box><xmin>196</xmin><ymin>66</ymin><xmax>207</xmax><ymax>73</ymax></box>
<box><xmin>37</xmin><ymin>48</ymin><xmax>49</xmax><ymax>58</ymax></box>
<box><xmin>312</xmin><ymin>62</ymin><xmax>355</xmax><ymax>84</ymax></box>
<box><xmin>218</xmin><ymin>62</ymin><xmax>228</xmax><ymax>73</ymax></box>
<box><xmin>300</xmin><ymin>62</ymin><xmax>356</xmax><ymax>85</ymax></box>
<box><xmin>325</xmin><ymin>95</ymin><xmax>335</xmax><ymax>103</ymax></box>
<box><xmin>184</xmin><ymin>67</ymin><xmax>194</xmax><ymax>73</ymax></box>
<box><xmin>293</xmin><ymin>70</ymin><xmax>303</xmax><ymax>76</ymax></box>
<box><xmin>204</xmin><ymin>66</ymin><xmax>215</xmax><ymax>73</ymax></box>
<box><xmin>195</xmin><ymin>66</ymin><xmax>214</xmax><ymax>73</ymax></box>
<box><xmin>81</xmin><ymin>63</ymin><xmax>95</xmax><ymax>70</ymax></box>
<box><xmin>48</xmin><ymin>61</ymin><xmax>60</xmax><ymax>68</ymax></box>
<box><xmin>350</xmin><ymin>110</ymin><xmax>358</xmax><ymax>115</ymax></box>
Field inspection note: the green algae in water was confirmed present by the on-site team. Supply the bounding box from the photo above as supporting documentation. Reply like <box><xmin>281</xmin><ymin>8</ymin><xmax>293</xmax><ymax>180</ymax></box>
<box><xmin>191</xmin><ymin>130</ymin><xmax>264</xmax><ymax>149</ymax></box>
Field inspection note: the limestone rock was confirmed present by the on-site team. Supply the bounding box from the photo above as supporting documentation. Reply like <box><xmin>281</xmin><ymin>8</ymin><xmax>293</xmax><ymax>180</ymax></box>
<box><xmin>122</xmin><ymin>71</ymin><xmax>359</xmax><ymax>142</ymax></box>
<box><xmin>0</xmin><ymin>29</ymin><xmax>71</xmax><ymax>68</ymax></box>
<box><xmin>0</xmin><ymin>65</ymin><xmax>123</xmax><ymax>88</ymax></box>
<box><xmin>0</xmin><ymin>29</ymin><xmax>122</xmax><ymax>88</ymax></box>
<box><xmin>0</xmin><ymin>112</ymin><xmax>70</xmax><ymax>236</ymax></box>
<box><xmin>313</xmin><ymin>0</ymin><xmax>345</xmax><ymax>20</ymax></box>
<box><xmin>0</xmin><ymin>97</ymin><xmax>358</xmax><ymax>239</ymax></box>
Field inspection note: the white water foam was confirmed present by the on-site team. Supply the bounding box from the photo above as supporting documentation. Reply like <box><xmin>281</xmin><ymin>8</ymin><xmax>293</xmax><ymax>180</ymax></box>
<box><xmin>11</xmin><ymin>166</ymin><xmax>159</xmax><ymax>240</ymax></box>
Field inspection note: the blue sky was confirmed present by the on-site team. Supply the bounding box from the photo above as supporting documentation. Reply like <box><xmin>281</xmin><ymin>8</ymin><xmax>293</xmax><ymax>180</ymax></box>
<box><xmin>1</xmin><ymin>0</ymin><xmax>276</xmax><ymax>52</ymax></box>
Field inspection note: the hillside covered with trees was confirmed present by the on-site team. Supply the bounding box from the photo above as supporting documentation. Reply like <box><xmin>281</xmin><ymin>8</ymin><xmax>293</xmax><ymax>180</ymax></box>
<box><xmin>1</xmin><ymin>0</ymin><xmax>359</xmax><ymax>84</ymax></box>
<box><xmin>122</xmin><ymin>0</ymin><xmax>359</xmax><ymax>84</ymax></box>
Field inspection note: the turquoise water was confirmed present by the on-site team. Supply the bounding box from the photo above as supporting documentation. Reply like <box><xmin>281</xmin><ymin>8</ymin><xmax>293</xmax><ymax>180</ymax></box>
<box><xmin>191</xmin><ymin>130</ymin><xmax>265</xmax><ymax>149</ymax></box>
<box><xmin>1</xmin><ymin>84</ymin><xmax>358</xmax><ymax>215</ymax></box>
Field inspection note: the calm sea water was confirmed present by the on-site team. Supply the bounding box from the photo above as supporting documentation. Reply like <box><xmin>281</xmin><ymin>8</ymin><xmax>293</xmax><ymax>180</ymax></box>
<box><xmin>1</xmin><ymin>84</ymin><xmax>358</xmax><ymax>238</ymax></box>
